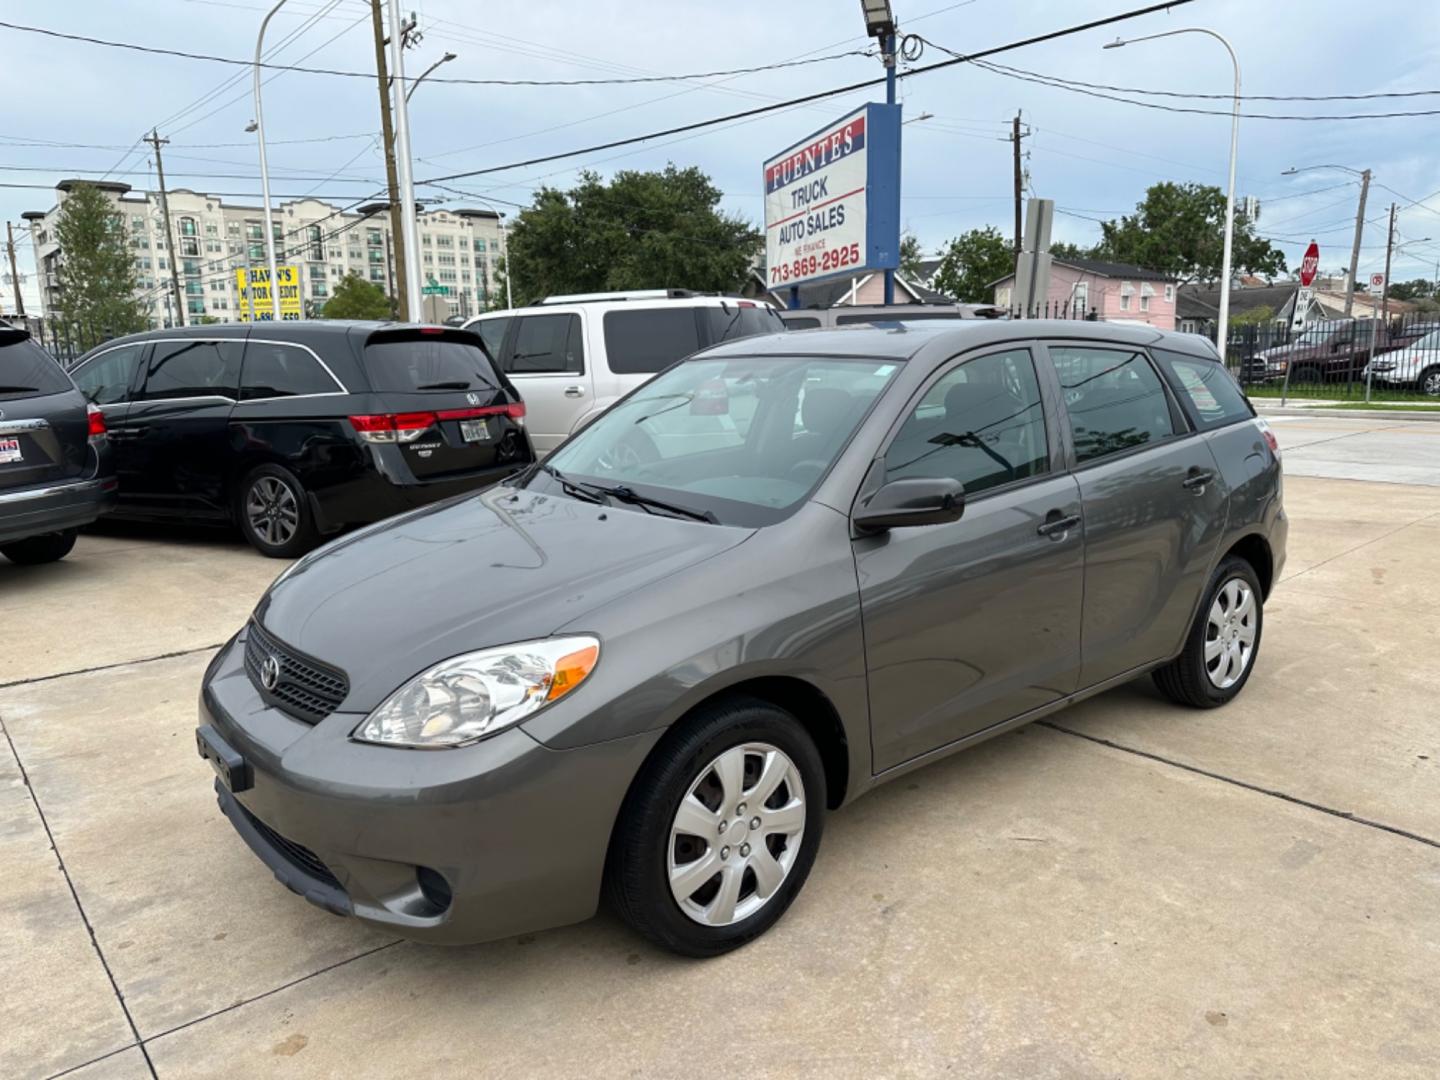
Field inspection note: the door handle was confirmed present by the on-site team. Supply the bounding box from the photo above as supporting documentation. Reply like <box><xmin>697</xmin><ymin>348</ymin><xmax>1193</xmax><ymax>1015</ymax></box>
<box><xmin>563</xmin><ymin>385</ymin><xmax>585</xmax><ymax>398</ymax></box>
<box><xmin>1036</xmin><ymin>512</ymin><xmax>1081</xmax><ymax>538</ymax></box>
<box><xmin>1182</xmin><ymin>469</ymin><xmax>1215</xmax><ymax>491</ymax></box>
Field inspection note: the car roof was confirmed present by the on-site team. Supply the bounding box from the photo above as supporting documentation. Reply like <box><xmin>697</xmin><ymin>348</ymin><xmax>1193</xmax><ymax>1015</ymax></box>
<box><xmin>74</xmin><ymin>320</ymin><xmax>465</xmax><ymax>361</ymax></box>
<box><xmin>698</xmin><ymin>319</ymin><xmax>1216</xmax><ymax>362</ymax></box>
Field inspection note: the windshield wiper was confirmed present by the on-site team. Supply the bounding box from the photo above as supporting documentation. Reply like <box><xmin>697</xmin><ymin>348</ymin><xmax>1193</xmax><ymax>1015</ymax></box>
<box><xmin>583</xmin><ymin>482</ymin><xmax>719</xmax><ymax>524</ymax></box>
<box><xmin>539</xmin><ymin>463</ymin><xmax>607</xmax><ymax>505</ymax></box>
<box><xmin>415</xmin><ymin>380</ymin><xmax>471</xmax><ymax>390</ymax></box>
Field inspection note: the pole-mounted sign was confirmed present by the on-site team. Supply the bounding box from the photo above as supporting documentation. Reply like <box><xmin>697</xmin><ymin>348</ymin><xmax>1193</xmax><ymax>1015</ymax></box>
<box><xmin>763</xmin><ymin>103</ymin><xmax>901</xmax><ymax>295</ymax></box>
<box><xmin>1293</xmin><ymin>240</ymin><xmax>1320</xmax><ymax>330</ymax></box>
<box><xmin>1299</xmin><ymin>241</ymin><xmax>1320</xmax><ymax>288</ymax></box>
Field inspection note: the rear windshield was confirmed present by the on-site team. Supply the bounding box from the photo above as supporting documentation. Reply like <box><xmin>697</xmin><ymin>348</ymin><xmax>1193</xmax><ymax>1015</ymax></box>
<box><xmin>362</xmin><ymin>334</ymin><xmax>501</xmax><ymax>393</ymax></box>
<box><xmin>0</xmin><ymin>336</ymin><xmax>73</xmax><ymax>400</ymax></box>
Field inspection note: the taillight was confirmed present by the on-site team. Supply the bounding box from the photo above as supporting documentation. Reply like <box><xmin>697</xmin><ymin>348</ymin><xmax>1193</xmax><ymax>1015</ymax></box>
<box><xmin>349</xmin><ymin>412</ymin><xmax>436</xmax><ymax>443</ymax></box>
<box><xmin>1263</xmin><ymin>429</ymin><xmax>1279</xmax><ymax>453</ymax></box>
<box><xmin>86</xmin><ymin>404</ymin><xmax>107</xmax><ymax>440</ymax></box>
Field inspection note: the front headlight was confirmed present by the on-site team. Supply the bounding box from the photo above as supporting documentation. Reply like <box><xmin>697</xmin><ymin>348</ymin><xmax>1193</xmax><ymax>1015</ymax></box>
<box><xmin>352</xmin><ymin>635</ymin><xmax>600</xmax><ymax>748</ymax></box>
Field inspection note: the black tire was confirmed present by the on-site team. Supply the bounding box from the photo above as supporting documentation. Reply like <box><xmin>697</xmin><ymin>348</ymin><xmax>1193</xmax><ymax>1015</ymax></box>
<box><xmin>1419</xmin><ymin>366</ymin><xmax>1440</xmax><ymax>398</ymax></box>
<box><xmin>606</xmin><ymin>696</ymin><xmax>827</xmax><ymax>958</ymax></box>
<box><xmin>236</xmin><ymin>464</ymin><xmax>318</xmax><ymax>558</ymax></box>
<box><xmin>1290</xmin><ymin>364</ymin><xmax>1323</xmax><ymax>385</ymax></box>
<box><xmin>1153</xmin><ymin>556</ymin><xmax>1265</xmax><ymax>708</ymax></box>
<box><xmin>0</xmin><ymin>528</ymin><xmax>77</xmax><ymax>565</ymax></box>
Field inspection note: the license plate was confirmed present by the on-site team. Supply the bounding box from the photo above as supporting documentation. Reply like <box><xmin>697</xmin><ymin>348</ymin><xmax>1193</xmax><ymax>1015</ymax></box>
<box><xmin>0</xmin><ymin>438</ymin><xmax>20</xmax><ymax>464</ymax></box>
<box><xmin>460</xmin><ymin>418</ymin><xmax>490</xmax><ymax>443</ymax></box>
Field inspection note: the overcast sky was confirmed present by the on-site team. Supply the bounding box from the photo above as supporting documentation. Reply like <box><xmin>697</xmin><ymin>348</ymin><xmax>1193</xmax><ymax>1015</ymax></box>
<box><xmin>5</xmin><ymin>0</ymin><xmax>1440</xmax><ymax>311</ymax></box>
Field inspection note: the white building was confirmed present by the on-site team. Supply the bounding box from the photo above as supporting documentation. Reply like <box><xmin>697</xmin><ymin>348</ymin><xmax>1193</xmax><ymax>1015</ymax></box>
<box><xmin>23</xmin><ymin>179</ymin><xmax>506</xmax><ymax>326</ymax></box>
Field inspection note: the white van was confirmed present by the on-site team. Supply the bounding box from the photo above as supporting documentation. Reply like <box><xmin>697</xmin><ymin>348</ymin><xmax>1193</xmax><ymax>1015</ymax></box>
<box><xmin>464</xmin><ymin>290</ymin><xmax>785</xmax><ymax>454</ymax></box>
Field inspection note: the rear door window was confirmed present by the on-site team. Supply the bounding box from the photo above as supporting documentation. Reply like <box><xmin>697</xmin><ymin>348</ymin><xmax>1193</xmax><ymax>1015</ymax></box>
<box><xmin>1151</xmin><ymin>348</ymin><xmax>1253</xmax><ymax>430</ymax></box>
<box><xmin>0</xmin><ymin>336</ymin><xmax>73</xmax><ymax>400</ymax></box>
<box><xmin>241</xmin><ymin>342</ymin><xmax>341</xmax><ymax>400</ymax></box>
<box><xmin>1048</xmin><ymin>345</ymin><xmax>1178</xmax><ymax>464</ymax></box>
<box><xmin>508</xmin><ymin>314</ymin><xmax>582</xmax><ymax>374</ymax></box>
<box><xmin>73</xmin><ymin>343</ymin><xmax>145</xmax><ymax>405</ymax></box>
<box><xmin>139</xmin><ymin>339</ymin><xmax>242</xmax><ymax>401</ymax></box>
<box><xmin>603</xmin><ymin>308</ymin><xmax>702</xmax><ymax>375</ymax></box>
<box><xmin>362</xmin><ymin>334</ymin><xmax>502</xmax><ymax>392</ymax></box>
<box><xmin>472</xmin><ymin>317</ymin><xmax>510</xmax><ymax>362</ymax></box>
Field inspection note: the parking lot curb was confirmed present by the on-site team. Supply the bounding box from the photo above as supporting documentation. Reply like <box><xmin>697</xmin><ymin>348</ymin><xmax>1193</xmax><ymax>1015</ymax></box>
<box><xmin>1255</xmin><ymin>405</ymin><xmax>1440</xmax><ymax>423</ymax></box>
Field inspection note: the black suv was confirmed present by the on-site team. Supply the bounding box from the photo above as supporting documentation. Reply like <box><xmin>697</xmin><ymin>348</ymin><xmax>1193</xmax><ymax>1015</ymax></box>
<box><xmin>1</xmin><ymin>325</ymin><xmax>117</xmax><ymax>564</ymax></box>
<box><xmin>68</xmin><ymin>322</ymin><xmax>532</xmax><ymax>557</ymax></box>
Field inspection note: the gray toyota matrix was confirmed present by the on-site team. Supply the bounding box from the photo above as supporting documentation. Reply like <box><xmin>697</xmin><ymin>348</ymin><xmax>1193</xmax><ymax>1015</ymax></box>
<box><xmin>197</xmin><ymin>321</ymin><xmax>1286</xmax><ymax>957</ymax></box>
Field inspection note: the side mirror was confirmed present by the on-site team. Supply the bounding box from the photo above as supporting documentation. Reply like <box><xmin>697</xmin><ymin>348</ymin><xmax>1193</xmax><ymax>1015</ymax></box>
<box><xmin>853</xmin><ymin>477</ymin><xmax>966</xmax><ymax>532</ymax></box>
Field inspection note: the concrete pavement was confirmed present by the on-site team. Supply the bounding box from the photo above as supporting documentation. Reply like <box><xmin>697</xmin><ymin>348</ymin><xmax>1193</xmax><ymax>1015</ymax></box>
<box><xmin>2</xmin><ymin>476</ymin><xmax>1438</xmax><ymax>1079</ymax></box>
<box><xmin>1262</xmin><ymin>413</ymin><xmax>1440</xmax><ymax>487</ymax></box>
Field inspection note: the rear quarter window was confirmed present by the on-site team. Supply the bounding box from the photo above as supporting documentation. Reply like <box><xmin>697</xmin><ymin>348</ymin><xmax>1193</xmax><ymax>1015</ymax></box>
<box><xmin>362</xmin><ymin>334</ymin><xmax>502</xmax><ymax>393</ymax></box>
<box><xmin>1152</xmin><ymin>347</ymin><xmax>1254</xmax><ymax>429</ymax></box>
<box><xmin>603</xmin><ymin>308</ymin><xmax>702</xmax><ymax>375</ymax></box>
<box><xmin>241</xmin><ymin>342</ymin><xmax>340</xmax><ymax>399</ymax></box>
<box><xmin>704</xmin><ymin>305</ymin><xmax>786</xmax><ymax>343</ymax></box>
<box><xmin>1</xmin><ymin>337</ymin><xmax>73</xmax><ymax>400</ymax></box>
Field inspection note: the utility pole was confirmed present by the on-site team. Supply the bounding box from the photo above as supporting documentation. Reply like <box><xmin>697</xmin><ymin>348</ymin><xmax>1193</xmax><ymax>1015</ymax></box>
<box><xmin>1011</xmin><ymin>113</ymin><xmax>1027</xmax><ymax>255</ymax></box>
<box><xmin>1343</xmin><ymin>168</ymin><xmax>1371</xmax><ymax>318</ymax></box>
<box><xmin>1366</xmin><ymin>202</ymin><xmax>1396</xmax><ymax>404</ymax></box>
<box><xmin>5</xmin><ymin>221</ymin><xmax>25</xmax><ymax>318</ymax></box>
<box><xmin>369</xmin><ymin>0</ymin><xmax>409</xmax><ymax>320</ymax></box>
<box><xmin>389</xmin><ymin>1</ymin><xmax>423</xmax><ymax>322</ymax></box>
<box><xmin>146</xmin><ymin>129</ymin><xmax>185</xmax><ymax>328</ymax></box>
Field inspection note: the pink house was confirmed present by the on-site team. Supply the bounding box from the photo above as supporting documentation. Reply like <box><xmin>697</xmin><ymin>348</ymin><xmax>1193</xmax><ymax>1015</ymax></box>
<box><xmin>992</xmin><ymin>258</ymin><xmax>1179</xmax><ymax>331</ymax></box>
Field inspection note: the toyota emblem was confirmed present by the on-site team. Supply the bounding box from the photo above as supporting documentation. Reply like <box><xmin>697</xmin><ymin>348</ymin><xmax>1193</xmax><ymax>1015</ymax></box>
<box><xmin>259</xmin><ymin>655</ymin><xmax>281</xmax><ymax>691</ymax></box>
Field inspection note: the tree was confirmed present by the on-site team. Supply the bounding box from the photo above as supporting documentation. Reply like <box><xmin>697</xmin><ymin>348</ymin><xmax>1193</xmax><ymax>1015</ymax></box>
<box><xmin>1050</xmin><ymin>240</ymin><xmax>1095</xmax><ymax>261</ymax></box>
<box><xmin>1092</xmin><ymin>181</ymin><xmax>1286</xmax><ymax>285</ymax></box>
<box><xmin>507</xmin><ymin>166</ymin><xmax>759</xmax><ymax>299</ymax></box>
<box><xmin>485</xmin><ymin>254</ymin><xmax>510</xmax><ymax>312</ymax></box>
<box><xmin>1387</xmin><ymin>278</ymin><xmax>1436</xmax><ymax>302</ymax></box>
<box><xmin>932</xmin><ymin>226</ymin><xmax>1014</xmax><ymax>303</ymax></box>
<box><xmin>1230</xmin><ymin>304</ymin><xmax>1274</xmax><ymax>326</ymax></box>
<box><xmin>320</xmin><ymin>273</ymin><xmax>393</xmax><ymax>320</ymax></box>
<box><xmin>54</xmin><ymin>182</ymin><xmax>146</xmax><ymax>349</ymax></box>
<box><xmin>898</xmin><ymin>232</ymin><xmax>925</xmax><ymax>281</ymax></box>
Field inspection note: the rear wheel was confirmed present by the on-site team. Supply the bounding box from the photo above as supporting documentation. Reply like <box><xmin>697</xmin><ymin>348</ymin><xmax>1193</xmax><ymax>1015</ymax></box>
<box><xmin>237</xmin><ymin>464</ymin><xmax>317</xmax><ymax>558</ymax></box>
<box><xmin>1153</xmin><ymin>556</ymin><xmax>1264</xmax><ymax>708</ymax></box>
<box><xmin>607</xmin><ymin>697</ymin><xmax>825</xmax><ymax>957</ymax></box>
<box><xmin>1290</xmin><ymin>364</ymin><xmax>1323</xmax><ymax>385</ymax></box>
<box><xmin>0</xmin><ymin>529</ymin><xmax>78</xmax><ymax>565</ymax></box>
<box><xmin>1419</xmin><ymin>366</ymin><xmax>1440</xmax><ymax>397</ymax></box>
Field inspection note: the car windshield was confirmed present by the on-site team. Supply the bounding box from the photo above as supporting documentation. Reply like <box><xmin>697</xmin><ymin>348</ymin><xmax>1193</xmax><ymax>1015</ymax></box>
<box><xmin>1293</xmin><ymin>324</ymin><xmax>1341</xmax><ymax>345</ymax></box>
<box><xmin>536</xmin><ymin>354</ymin><xmax>902</xmax><ymax>526</ymax></box>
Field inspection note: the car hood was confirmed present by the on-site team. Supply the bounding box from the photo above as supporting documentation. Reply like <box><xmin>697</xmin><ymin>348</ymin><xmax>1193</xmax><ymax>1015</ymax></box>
<box><xmin>255</xmin><ymin>486</ymin><xmax>753</xmax><ymax>708</ymax></box>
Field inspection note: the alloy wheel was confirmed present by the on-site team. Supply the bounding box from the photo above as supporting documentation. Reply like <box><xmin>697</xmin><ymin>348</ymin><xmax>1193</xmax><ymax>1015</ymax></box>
<box><xmin>667</xmin><ymin>742</ymin><xmax>806</xmax><ymax>927</ymax></box>
<box><xmin>1205</xmin><ymin>577</ymin><xmax>1257</xmax><ymax>689</ymax></box>
<box><xmin>1422</xmin><ymin>369</ymin><xmax>1440</xmax><ymax>397</ymax></box>
<box><xmin>246</xmin><ymin>476</ymin><xmax>300</xmax><ymax>548</ymax></box>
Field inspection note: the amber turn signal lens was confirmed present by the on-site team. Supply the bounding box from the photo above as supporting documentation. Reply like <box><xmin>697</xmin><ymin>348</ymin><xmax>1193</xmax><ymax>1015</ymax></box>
<box><xmin>547</xmin><ymin>644</ymin><xmax>599</xmax><ymax>701</ymax></box>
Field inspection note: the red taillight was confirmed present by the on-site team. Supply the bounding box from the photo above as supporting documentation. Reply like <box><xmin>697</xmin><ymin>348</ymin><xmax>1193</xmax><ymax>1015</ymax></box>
<box><xmin>1263</xmin><ymin>429</ymin><xmax>1279</xmax><ymax>453</ymax></box>
<box><xmin>419</xmin><ymin>327</ymin><xmax>445</xmax><ymax>335</ymax></box>
<box><xmin>349</xmin><ymin>412</ymin><xmax>435</xmax><ymax>443</ymax></box>
<box><xmin>392</xmin><ymin>411</ymin><xmax>438</xmax><ymax>434</ymax></box>
<box><xmin>348</xmin><ymin>414</ymin><xmax>392</xmax><ymax>434</ymax></box>
<box><xmin>433</xmin><ymin>402</ymin><xmax>526</xmax><ymax>421</ymax></box>
<box><xmin>86</xmin><ymin>404</ymin><xmax>106</xmax><ymax>439</ymax></box>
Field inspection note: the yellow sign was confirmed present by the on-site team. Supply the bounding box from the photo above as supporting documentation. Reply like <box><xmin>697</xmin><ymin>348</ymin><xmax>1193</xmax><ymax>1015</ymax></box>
<box><xmin>236</xmin><ymin>265</ymin><xmax>303</xmax><ymax>321</ymax></box>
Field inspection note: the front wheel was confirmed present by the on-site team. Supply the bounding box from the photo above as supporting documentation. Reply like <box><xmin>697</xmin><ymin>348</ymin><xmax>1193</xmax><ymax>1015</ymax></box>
<box><xmin>607</xmin><ymin>698</ymin><xmax>826</xmax><ymax>957</ymax></box>
<box><xmin>1153</xmin><ymin>556</ymin><xmax>1264</xmax><ymax>708</ymax></box>
<box><xmin>0</xmin><ymin>528</ymin><xmax>78</xmax><ymax>565</ymax></box>
<box><xmin>1419</xmin><ymin>366</ymin><xmax>1440</xmax><ymax>397</ymax></box>
<box><xmin>237</xmin><ymin>464</ymin><xmax>317</xmax><ymax>558</ymax></box>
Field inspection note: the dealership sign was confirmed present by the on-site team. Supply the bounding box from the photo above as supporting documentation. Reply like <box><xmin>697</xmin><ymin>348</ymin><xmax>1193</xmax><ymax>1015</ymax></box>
<box><xmin>236</xmin><ymin>265</ymin><xmax>303</xmax><ymax>321</ymax></box>
<box><xmin>763</xmin><ymin>103</ymin><xmax>901</xmax><ymax>289</ymax></box>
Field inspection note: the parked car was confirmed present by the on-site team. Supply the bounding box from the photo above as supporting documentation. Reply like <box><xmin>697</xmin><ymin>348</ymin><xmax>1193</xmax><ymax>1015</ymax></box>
<box><xmin>778</xmin><ymin>302</ymin><xmax>1006</xmax><ymax>329</ymax></box>
<box><xmin>1</xmin><ymin>326</ymin><xmax>116</xmax><ymax>564</ymax></box>
<box><xmin>68</xmin><ymin>322</ymin><xmax>531</xmax><ymax>557</ymax></box>
<box><xmin>197</xmin><ymin>320</ymin><xmax>1285</xmax><ymax>956</ymax></box>
<box><xmin>463</xmin><ymin>290</ymin><xmax>785</xmax><ymax>454</ymax></box>
<box><xmin>1240</xmin><ymin>318</ymin><xmax>1437</xmax><ymax>384</ymax></box>
<box><xmin>1365</xmin><ymin>328</ymin><xmax>1440</xmax><ymax>395</ymax></box>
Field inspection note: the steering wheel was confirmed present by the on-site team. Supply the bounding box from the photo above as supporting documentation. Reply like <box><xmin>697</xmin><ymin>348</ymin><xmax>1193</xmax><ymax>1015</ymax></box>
<box><xmin>785</xmin><ymin>459</ymin><xmax>830</xmax><ymax>484</ymax></box>
<box><xmin>596</xmin><ymin>429</ymin><xmax>660</xmax><ymax>474</ymax></box>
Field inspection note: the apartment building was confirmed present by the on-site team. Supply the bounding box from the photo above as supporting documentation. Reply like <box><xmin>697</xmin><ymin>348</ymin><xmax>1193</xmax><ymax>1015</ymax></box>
<box><xmin>23</xmin><ymin>179</ymin><xmax>506</xmax><ymax>326</ymax></box>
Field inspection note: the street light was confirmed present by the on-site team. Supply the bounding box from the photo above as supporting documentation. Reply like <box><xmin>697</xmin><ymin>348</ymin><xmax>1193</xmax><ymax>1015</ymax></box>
<box><xmin>859</xmin><ymin>0</ymin><xmax>899</xmax><ymax>305</ymax></box>
<box><xmin>1107</xmin><ymin>29</ymin><xmax>1239</xmax><ymax>353</ymax></box>
<box><xmin>859</xmin><ymin>0</ymin><xmax>895</xmax><ymax>38</ymax></box>
<box><xmin>1281</xmin><ymin>164</ymin><xmax>1371</xmax><ymax>318</ymax></box>
<box><xmin>406</xmin><ymin>50</ymin><xmax>456</xmax><ymax>102</ymax></box>
<box><xmin>252</xmin><ymin>0</ymin><xmax>288</xmax><ymax>321</ymax></box>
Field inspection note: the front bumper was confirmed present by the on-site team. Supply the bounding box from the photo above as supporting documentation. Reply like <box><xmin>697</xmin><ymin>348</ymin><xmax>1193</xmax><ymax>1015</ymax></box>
<box><xmin>0</xmin><ymin>475</ymin><xmax>118</xmax><ymax>545</ymax></box>
<box><xmin>197</xmin><ymin>630</ymin><xmax>661</xmax><ymax>944</ymax></box>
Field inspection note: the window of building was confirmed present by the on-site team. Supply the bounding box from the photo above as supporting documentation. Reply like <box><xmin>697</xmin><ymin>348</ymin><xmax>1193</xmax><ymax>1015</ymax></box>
<box><xmin>1048</xmin><ymin>345</ymin><xmax>1177</xmax><ymax>463</ymax></box>
<box><xmin>1164</xmin><ymin>284</ymin><xmax>1175</xmax><ymax>303</ymax></box>
<box><xmin>369</xmin><ymin>268</ymin><xmax>385</xmax><ymax>283</ymax></box>
<box><xmin>227</xmin><ymin>222</ymin><xmax>240</xmax><ymax>237</ymax></box>
<box><xmin>459</xmin><ymin>237</ymin><xmax>469</xmax><ymax>249</ymax></box>
<box><xmin>205</xmin><ymin>222</ymin><xmax>218</xmax><ymax>236</ymax></box>
<box><xmin>180</xmin><ymin>217</ymin><xmax>197</xmax><ymax>237</ymax></box>
<box><xmin>367</xmin><ymin>228</ymin><xmax>382</xmax><ymax>247</ymax></box>
<box><xmin>307</xmin><ymin>224</ymin><xmax>324</xmax><ymax>262</ymax></box>
<box><xmin>476</xmin><ymin>239</ymin><xmax>487</xmax><ymax>252</ymax></box>
<box><xmin>311</xmin><ymin>281</ymin><xmax>328</xmax><ymax>298</ymax></box>
<box><xmin>421</xmin><ymin>233</ymin><xmax>432</xmax><ymax>246</ymax></box>
<box><xmin>423</xmin><ymin>253</ymin><xmax>433</xmax><ymax>265</ymax></box>
<box><xmin>131</xmin><ymin>215</ymin><xmax>145</xmax><ymax>232</ymax></box>
<box><xmin>436</xmin><ymin>235</ymin><xmax>453</xmax><ymax>247</ymax></box>
<box><xmin>1073</xmin><ymin>281</ymin><xmax>1088</xmax><ymax>316</ymax></box>
<box><xmin>158</xmin><ymin>258</ymin><xmax>168</xmax><ymax>270</ymax></box>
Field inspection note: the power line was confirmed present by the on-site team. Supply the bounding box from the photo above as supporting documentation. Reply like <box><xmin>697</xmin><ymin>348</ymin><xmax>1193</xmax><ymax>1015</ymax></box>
<box><xmin>0</xmin><ymin>132</ymin><xmax>377</xmax><ymax>151</ymax></box>
<box><xmin>411</xmin><ymin>1</ymin><xmax>1199</xmax><ymax>186</ymax></box>
<box><xmin>0</xmin><ymin>20</ymin><xmax>872</xmax><ymax>86</ymax></box>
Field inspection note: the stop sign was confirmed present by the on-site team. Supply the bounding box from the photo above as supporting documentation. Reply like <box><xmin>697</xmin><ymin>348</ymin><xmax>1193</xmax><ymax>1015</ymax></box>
<box><xmin>1300</xmin><ymin>241</ymin><xmax>1320</xmax><ymax>287</ymax></box>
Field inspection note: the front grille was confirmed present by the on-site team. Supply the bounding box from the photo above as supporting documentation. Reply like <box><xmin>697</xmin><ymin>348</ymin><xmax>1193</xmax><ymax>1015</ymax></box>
<box><xmin>239</xmin><ymin>803</ymin><xmax>343</xmax><ymax>892</ymax></box>
<box><xmin>244</xmin><ymin>620</ymin><xmax>349</xmax><ymax>725</ymax></box>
